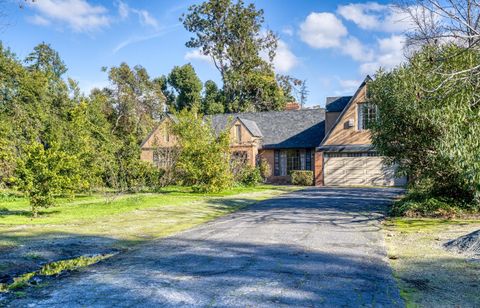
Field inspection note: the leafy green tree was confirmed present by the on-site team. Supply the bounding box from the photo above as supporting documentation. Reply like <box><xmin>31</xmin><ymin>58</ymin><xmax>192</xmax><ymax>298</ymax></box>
<box><xmin>106</xmin><ymin>63</ymin><xmax>165</xmax><ymax>143</ymax></box>
<box><xmin>172</xmin><ymin>109</ymin><xmax>233</xmax><ymax>192</ymax></box>
<box><xmin>155</xmin><ymin>75</ymin><xmax>176</xmax><ymax>110</ymax></box>
<box><xmin>201</xmin><ymin>80</ymin><xmax>224</xmax><ymax>114</ymax></box>
<box><xmin>277</xmin><ymin>75</ymin><xmax>308</xmax><ymax>106</ymax></box>
<box><xmin>15</xmin><ymin>142</ymin><xmax>86</xmax><ymax>217</ymax></box>
<box><xmin>182</xmin><ymin>0</ymin><xmax>285</xmax><ymax>112</ymax></box>
<box><xmin>0</xmin><ymin>121</ymin><xmax>15</xmax><ymax>186</ymax></box>
<box><xmin>25</xmin><ymin>42</ymin><xmax>67</xmax><ymax>78</ymax></box>
<box><xmin>369</xmin><ymin>44</ymin><xmax>480</xmax><ymax>205</ymax></box>
<box><xmin>167</xmin><ymin>63</ymin><xmax>202</xmax><ymax>110</ymax></box>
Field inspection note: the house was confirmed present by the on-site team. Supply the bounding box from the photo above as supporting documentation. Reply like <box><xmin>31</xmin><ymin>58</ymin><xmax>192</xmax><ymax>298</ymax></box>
<box><xmin>140</xmin><ymin>76</ymin><xmax>406</xmax><ymax>186</ymax></box>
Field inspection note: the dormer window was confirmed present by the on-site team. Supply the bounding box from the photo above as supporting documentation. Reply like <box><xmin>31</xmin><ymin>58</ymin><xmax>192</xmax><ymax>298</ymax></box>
<box><xmin>358</xmin><ymin>103</ymin><xmax>378</xmax><ymax>131</ymax></box>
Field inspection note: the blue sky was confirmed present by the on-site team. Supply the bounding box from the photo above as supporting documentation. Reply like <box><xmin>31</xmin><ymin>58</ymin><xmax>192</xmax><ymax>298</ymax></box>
<box><xmin>1</xmin><ymin>0</ymin><xmax>410</xmax><ymax>107</ymax></box>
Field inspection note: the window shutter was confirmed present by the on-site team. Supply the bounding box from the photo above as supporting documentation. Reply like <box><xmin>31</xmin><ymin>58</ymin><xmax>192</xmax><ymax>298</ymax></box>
<box><xmin>274</xmin><ymin>150</ymin><xmax>280</xmax><ymax>176</ymax></box>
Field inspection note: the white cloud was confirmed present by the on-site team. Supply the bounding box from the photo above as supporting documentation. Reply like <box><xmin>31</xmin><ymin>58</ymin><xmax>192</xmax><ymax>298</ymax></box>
<box><xmin>184</xmin><ymin>49</ymin><xmax>213</xmax><ymax>64</ymax></box>
<box><xmin>341</xmin><ymin>37</ymin><xmax>374</xmax><ymax>62</ymax></box>
<box><xmin>273</xmin><ymin>40</ymin><xmax>299</xmax><ymax>73</ymax></box>
<box><xmin>360</xmin><ymin>35</ymin><xmax>406</xmax><ymax>75</ymax></box>
<box><xmin>113</xmin><ymin>23</ymin><xmax>181</xmax><ymax>53</ymax></box>
<box><xmin>116</xmin><ymin>1</ymin><xmax>159</xmax><ymax>30</ymax></box>
<box><xmin>28</xmin><ymin>0</ymin><xmax>111</xmax><ymax>32</ymax></box>
<box><xmin>337</xmin><ymin>3</ymin><xmax>412</xmax><ymax>33</ymax></box>
<box><xmin>118</xmin><ymin>1</ymin><xmax>129</xmax><ymax>19</ymax></box>
<box><xmin>27</xmin><ymin>15</ymin><xmax>51</xmax><ymax>26</ymax></box>
<box><xmin>282</xmin><ymin>26</ymin><xmax>294</xmax><ymax>36</ymax></box>
<box><xmin>299</xmin><ymin>12</ymin><xmax>347</xmax><ymax>48</ymax></box>
<box><xmin>336</xmin><ymin>78</ymin><xmax>363</xmax><ymax>95</ymax></box>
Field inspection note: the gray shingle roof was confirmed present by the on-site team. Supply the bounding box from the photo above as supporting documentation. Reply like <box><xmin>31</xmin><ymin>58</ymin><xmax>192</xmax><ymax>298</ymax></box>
<box><xmin>209</xmin><ymin>109</ymin><xmax>325</xmax><ymax>149</ymax></box>
<box><xmin>325</xmin><ymin>96</ymin><xmax>352</xmax><ymax>112</ymax></box>
<box><xmin>237</xmin><ymin>118</ymin><xmax>263</xmax><ymax>137</ymax></box>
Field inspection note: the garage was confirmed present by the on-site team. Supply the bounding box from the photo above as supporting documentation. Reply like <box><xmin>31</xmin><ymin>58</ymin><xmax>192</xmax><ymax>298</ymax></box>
<box><xmin>323</xmin><ymin>152</ymin><xmax>406</xmax><ymax>186</ymax></box>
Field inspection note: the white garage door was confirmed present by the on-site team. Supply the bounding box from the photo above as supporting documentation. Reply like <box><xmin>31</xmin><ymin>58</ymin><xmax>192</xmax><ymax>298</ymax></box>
<box><xmin>324</xmin><ymin>154</ymin><xmax>406</xmax><ymax>186</ymax></box>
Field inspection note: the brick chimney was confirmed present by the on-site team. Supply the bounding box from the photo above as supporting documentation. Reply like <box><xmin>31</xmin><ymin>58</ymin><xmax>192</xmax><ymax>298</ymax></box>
<box><xmin>285</xmin><ymin>102</ymin><xmax>301</xmax><ymax>110</ymax></box>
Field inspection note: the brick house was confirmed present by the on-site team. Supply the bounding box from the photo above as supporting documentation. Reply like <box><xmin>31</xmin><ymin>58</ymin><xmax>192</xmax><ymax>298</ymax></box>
<box><xmin>141</xmin><ymin>77</ymin><xmax>406</xmax><ymax>186</ymax></box>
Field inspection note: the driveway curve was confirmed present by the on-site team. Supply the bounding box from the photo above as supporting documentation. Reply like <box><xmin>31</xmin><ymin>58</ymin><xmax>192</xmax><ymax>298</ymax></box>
<box><xmin>9</xmin><ymin>188</ymin><xmax>404</xmax><ymax>307</ymax></box>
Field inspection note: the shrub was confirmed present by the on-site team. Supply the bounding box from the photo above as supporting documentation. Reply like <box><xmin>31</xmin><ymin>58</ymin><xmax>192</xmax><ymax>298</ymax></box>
<box><xmin>258</xmin><ymin>158</ymin><xmax>271</xmax><ymax>182</ymax></box>
<box><xmin>389</xmin><ymin>190</ymin><xmax>478</xmax><ymax>218</ymax></box>
<box><xmin>290</xmin><ymin>170</ymin><xmax>313</xmax><ymax>186</ymax></box>
<box><xmin>172</xmin><ymin>109</ymin><xmax>233</xmax><ymax>193</ymax></box>
<box><xmin>237</xmin><ymin>165</ymin><xmax>262</xmax><ymax>186</ymax></box>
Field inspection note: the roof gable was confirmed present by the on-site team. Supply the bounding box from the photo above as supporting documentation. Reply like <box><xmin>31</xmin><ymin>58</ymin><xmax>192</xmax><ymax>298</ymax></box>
<box><xmin>140</xmin><ymin>114</ymin><xmax>176</xmax><ymax>148</ymax></box>
<box><xmin>237</xmin><ymin>117</ymin><xmax>263</xmax><ymax>137</ymax></box>
<box><xmin>320</xmin><ymin>75</ymin><xmax>372</xmax><ymax>146</ymax></box>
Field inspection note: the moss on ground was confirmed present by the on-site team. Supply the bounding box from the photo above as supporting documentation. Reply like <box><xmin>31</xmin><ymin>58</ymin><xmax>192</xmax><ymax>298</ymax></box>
<box><xmin>383</xmin><ymin>217</ymin><xmax>480</xmax><ymax>307</ymax></box>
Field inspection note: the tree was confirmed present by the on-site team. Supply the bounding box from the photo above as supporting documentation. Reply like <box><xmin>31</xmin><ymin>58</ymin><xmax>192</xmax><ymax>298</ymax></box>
<box><xmin>172</xmin><ymin>109</ymin><xmax>233</xmax><ymax>192</ymax></box>
<box><xmin>276</xmin><ymin>75</ymin><xmax>308</xmax><ymax>106</ymax></box>
<box><xmin>167</xmin><ymin>64</ymin><xmax>202</xmax><ymax>110</ymax></box>
<box><xmin>182</xmin><ymin>0</ymin><xmax>285</xmax><ymax>112</ymax></box>
<box><xmin>15</xmin><ymin>142</ymin><xmax>85</xmax><ymax>217</ymax></box>
<box><xmin>0</xmin><ymin>120</ymin><xmax>15</xmax><ymax>187</ymax></box>
<box><xmin>201</xmin><ymin>80</ymin><xmax>225</xmax><ymax>114</ymax></box>
<box><xmin>369</xmin><ymin>44</ymin><xmax>480</xmax><ymax>205</ymax></box>
<box><xmin>105</xmin><ymin>63</ymin><xmax>165</xmax><ymax>143</ymax></box>
<box><xmin>155</xmin><ymin>75</ymin><xmax>176</xmax><ymax>110</ymax></box>
<box><xmin>25</xmin><ymin>42</ymin><xmax>67</xmax><ymax>78</ymax></box>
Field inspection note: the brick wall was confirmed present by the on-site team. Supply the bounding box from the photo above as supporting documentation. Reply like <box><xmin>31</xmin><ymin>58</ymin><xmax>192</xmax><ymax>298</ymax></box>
<box><xmin>314</xmin><ymin>151</ymin><xmax>324</xmax><ymax>186</ymax></box>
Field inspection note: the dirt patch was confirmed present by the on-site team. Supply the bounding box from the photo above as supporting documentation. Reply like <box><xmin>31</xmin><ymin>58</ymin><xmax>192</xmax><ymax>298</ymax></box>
<box><xmin>444</xmin><ymin>229</ymin><xmax>480</xmax><ymax>257</ymax></box>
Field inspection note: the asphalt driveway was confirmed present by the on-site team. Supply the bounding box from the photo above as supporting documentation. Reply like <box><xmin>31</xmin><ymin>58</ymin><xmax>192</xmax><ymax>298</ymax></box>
<box><xmin>8</xmin><ymin>188</ymin><xmax>405</xmax><ymax>307</ymax></box>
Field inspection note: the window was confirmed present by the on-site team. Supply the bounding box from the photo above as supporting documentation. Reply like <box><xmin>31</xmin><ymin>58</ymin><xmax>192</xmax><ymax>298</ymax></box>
<box><xmin>234</xmin><ymin>124</ymin><xmax>242</xmax><ymax>143</ymax></box>
<box><xmin>164</xmin><ymin>126</ymin><xmax>170</xmax><ymax>143</ymax></box>
<box><xmin>358</xmin><ymin>103</ymin><xmax>378</xmax><ymax>130</ymax></box>
<box><xmin>153</xmin><ymin>148</ymin><xmax>178</xmax><ymax>168</ymax></box>
<box><xmin>273</xmin><ymin>149</ymin><xmax>313</xmax><ymax>176</ymax></box>
<box><xmin>231</xmin><ymin>151</ymin><xmax>248</xmax><ymax>165</ymax></box>
<box><xmin>286</xmin><ymin>150</ymin><xmax>301</xmax><ymax>172</ymax></box>
<box><xmin>305</xmin><ymin>149</ymin><xmax>312</xmax><ymax>170</ymax></box>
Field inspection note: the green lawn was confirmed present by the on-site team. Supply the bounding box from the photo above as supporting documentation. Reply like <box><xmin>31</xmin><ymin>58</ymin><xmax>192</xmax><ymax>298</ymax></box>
<box><xmin>383</xmin><ymin>218</ymin><xmax>480</xmax><ymax>307</ymax></box>
<box><xmin>0</xmin><ymin>185</ymin><xmax>299</xmax><ymax>282</ymax></box>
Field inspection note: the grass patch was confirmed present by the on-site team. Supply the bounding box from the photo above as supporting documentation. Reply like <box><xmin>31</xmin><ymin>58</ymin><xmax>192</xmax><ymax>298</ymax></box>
<box><xmin>0</xmin><ymin>184</ymin><xmax>299</xmax><ymax>290</ymax></box>
<box><xmin>383</xmin><ymin>217</ymin><xmax>480</xmax><ymax>307</ymax></box>
<box><xmin>1</xmin><ymin>254</ymin><xmax>113</xmax><ymax>292</ymax></box>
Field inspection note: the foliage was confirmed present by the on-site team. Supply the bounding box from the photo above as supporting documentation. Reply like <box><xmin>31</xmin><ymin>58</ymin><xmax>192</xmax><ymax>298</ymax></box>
<box><xmin>369</xmin><ymin>44</ymin><xmax>480</xmax><ymax>207</ymax></box>
<box><xmin>390</xmin><ymin>191</ymin><xmax>473</xmax><ymax>218</ymax></box>
<box><xmin>201</xmin><ymin>80</ymin><xmax>225</xmax><ymax>114</ymax></box>
<box><xmin>172</xmin><ymin>109</ymin><xmax>233</xmax><ymax>192</ymax></box>
<box><xmin>167</xmin><ymin>63</ymin><xmax>203</xmax><ymax>111</ymax></box>
<box><xmin>290</xmin><ymin>170</ymin><xmax>313</xmax><ymax>186</ymax></box>
<box><xmin>0</xmin><ymin>43</ymin><xmax>169</xmax><ymax>216</ymax></box>
<box><xmin>276</xmin><ymin>75</ymin><xmax>308</xmax><ymax>106</ymax></box>
<box><xmin>14</xmin><ymin>142</ymin><xmax>86</xmax><ymax>217</ymax></box>
<box><xmin>105</xmin><ymin>63</ymin><xmax>165</xmax><ymax>143</ymax></box>
<box><xmin>0</xmin><ymin>122</ymin><xmax>15</xmax><ymax>187</ymax></box>
<box><xmin>24</xmin><ymin>42</ymin><xmax>67</xmax><ymax>78</ymax></box>
<box><xmin>258</xmin><ymin>158</ymin><xmax>271</xmax><ymax>182</ymax></box>
<box><xmin>236</xmin><ymin>165</ymin><xmax>262</xmax><ymax>186</ymax></box>
<box><xmin>182</xmin><ymin>0</ymin><xmax>285</xmax><ymax>112</ymax></box>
